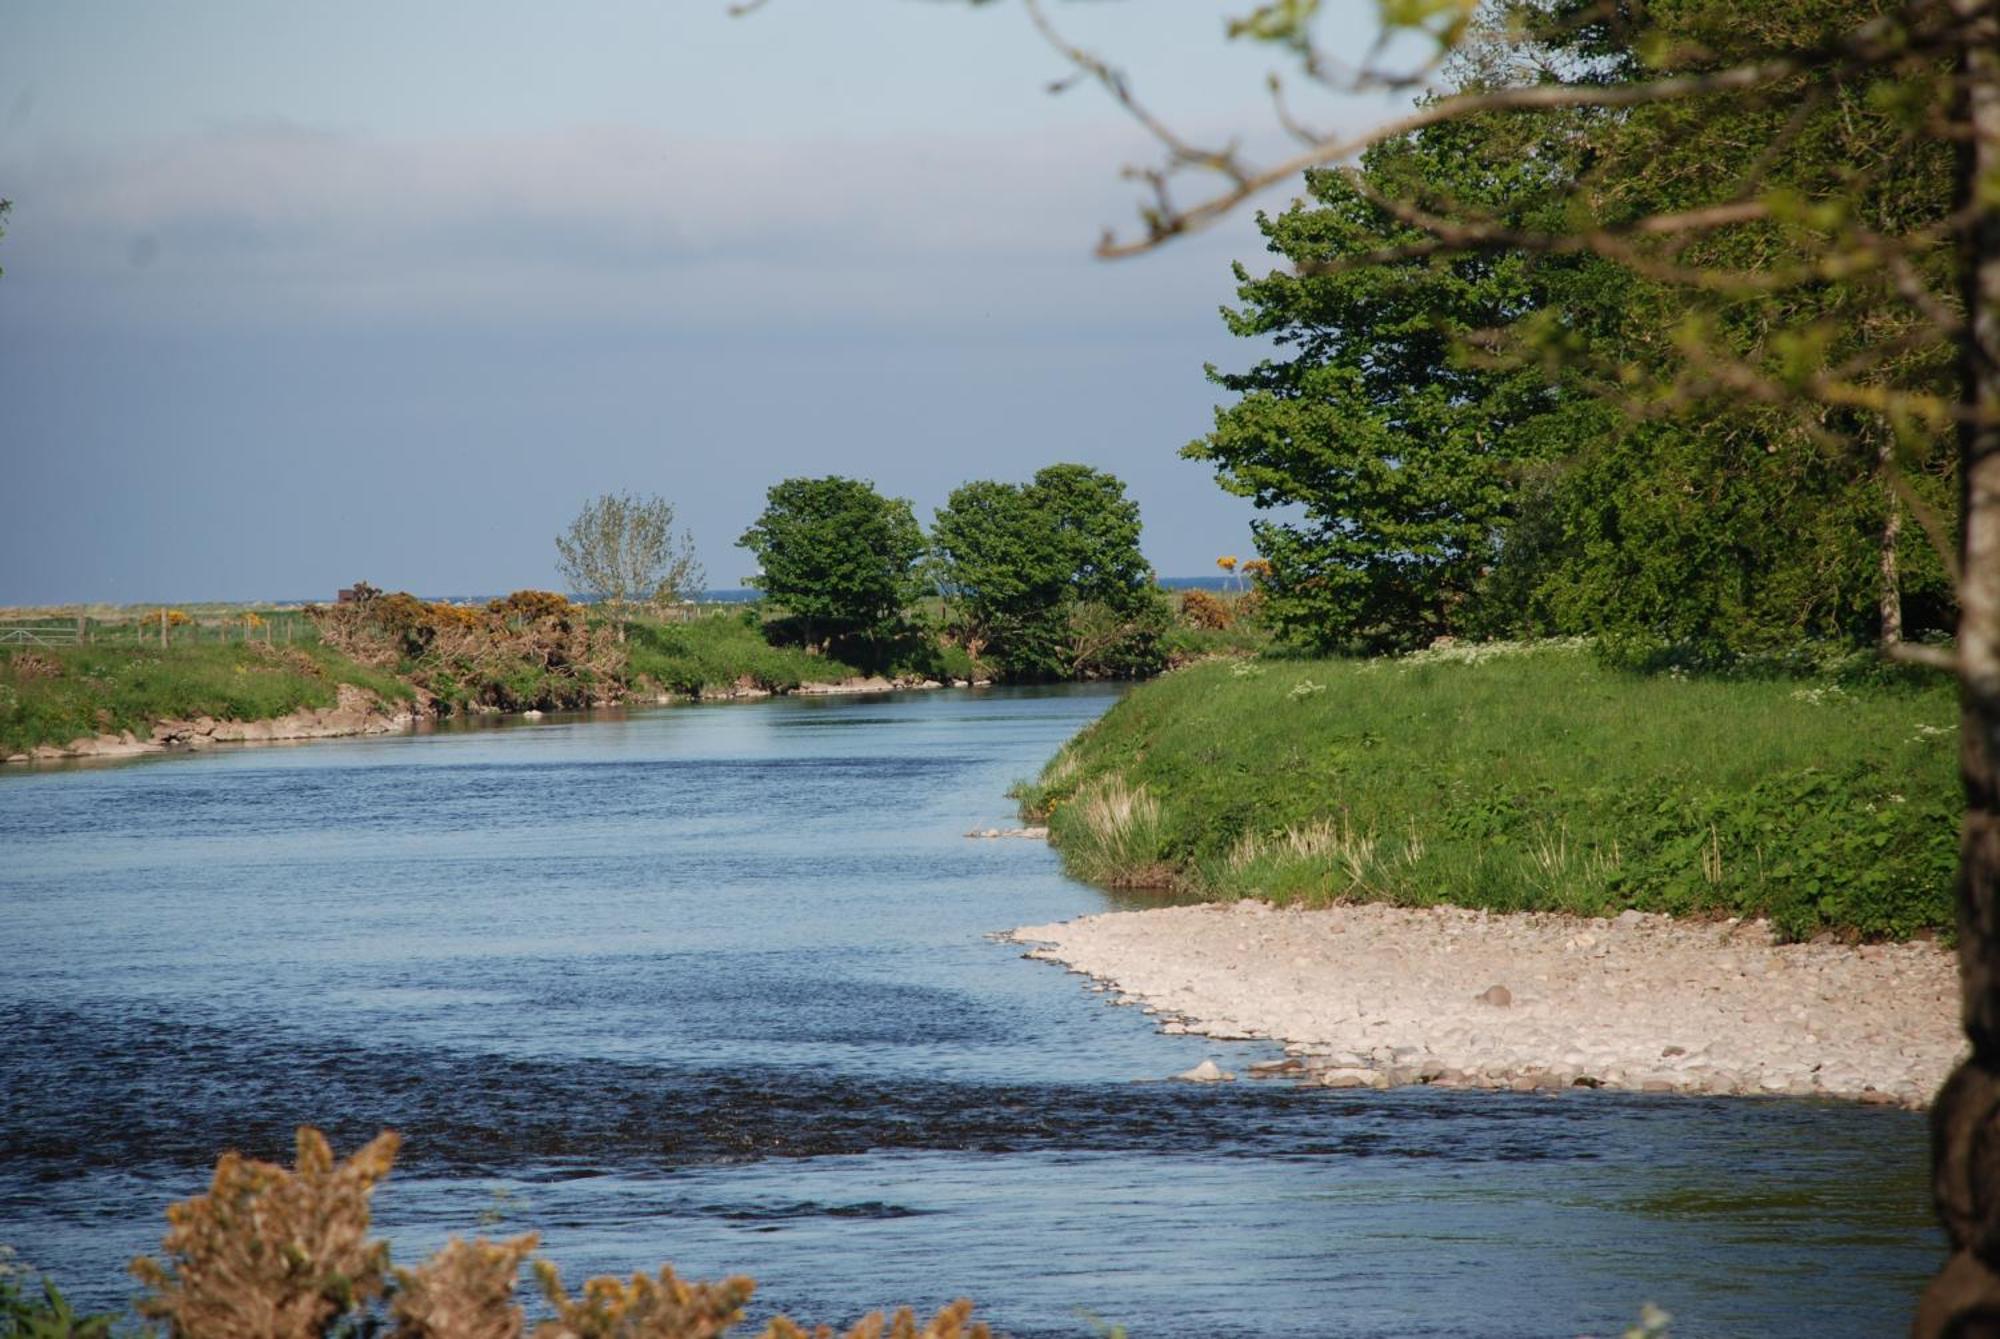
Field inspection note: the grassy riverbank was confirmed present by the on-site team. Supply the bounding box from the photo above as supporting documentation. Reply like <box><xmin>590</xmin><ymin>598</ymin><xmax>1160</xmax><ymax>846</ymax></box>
<box><xmin>623</xmin><ymin>612</ymin><xmax>867</xmax><ymax>695</ymax></box>
<box><xmin>1015</xmin><ymin>642</ymin><xmax>1960</xmax><ymax>939</ymax></box>
<box><xmin>1</xmin><ymin>586</ymin><xmax>1266</xmax><ymax>755</ymax></box>
<box><xmin>0</xmin><ymin>642</ymin><xmax>412</xmax><ymax>756</ymax></box>
<box><xmin>0</xmin><ymin>604</ymin><xmax>945</xmax><ymax>754</ymax></box>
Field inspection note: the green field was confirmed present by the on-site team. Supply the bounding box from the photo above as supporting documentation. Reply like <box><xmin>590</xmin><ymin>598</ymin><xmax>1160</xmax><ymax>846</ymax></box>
<box><xmin>1015</xmin><ymin>642</ymin><xmax>1960</xmax><ymax>939</ymax></box>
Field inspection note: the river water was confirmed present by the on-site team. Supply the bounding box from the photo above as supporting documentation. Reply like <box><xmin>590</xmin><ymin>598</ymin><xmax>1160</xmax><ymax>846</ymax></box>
<box><xmin>0</xmin><ymin>686</ymin><xmax>1940</xmax><ymax>1336</ymax></box>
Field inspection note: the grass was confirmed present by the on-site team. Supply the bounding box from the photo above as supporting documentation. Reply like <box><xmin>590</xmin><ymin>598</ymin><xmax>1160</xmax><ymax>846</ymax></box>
<box><xmin>1161</xmin><ymin>622</ymin><xmax>1274</xmax><ymax>664</ymax></box>
<box><xmin>1015</xmin><ymin>640</ymin><xmax>1960</xmax><ymax>939</ymax></box>
<box><xmin>0</xmin><ymin>642</ymin><xmax>413</xmax><ymax>755</ymax></box>
<box><xmin>621</xmin><ymin>612</ymin><xmax>864</xmax><ymax>695</ymax></box>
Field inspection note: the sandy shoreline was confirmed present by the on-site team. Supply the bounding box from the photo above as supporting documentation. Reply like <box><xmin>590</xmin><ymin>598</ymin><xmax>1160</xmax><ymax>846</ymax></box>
<box><xmin>1009</xmin><ymin>899</ymin><xmax>1962</xmax><ymax>1107</ymax></box>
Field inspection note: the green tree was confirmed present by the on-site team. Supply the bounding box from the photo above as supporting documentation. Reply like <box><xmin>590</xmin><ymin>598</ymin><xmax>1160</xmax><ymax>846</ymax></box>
<box><xmin>933</xmin><ymin>464</ymin><xmax>1164</xmax><ymax>678</ymax></box>
<box><xmin>737</xmin><ymin>475</ymin><xmax>927</xmax><ymax>651</ymax></box>
<box><xmin>993</xmin><ymin>0</ymin><xmax>1995</xmax><ymax>1319</ymax></box>
<box><xmin>1187</xmin><ymin>113</ymin><xmax>1574</xmax><ymax>652</ymax></box>
<box><xmin>1187</xmin><ymin>8</ymin><xmax>1959</xmax><ymax>660</ymax></box>
<box><xmin>1027</xmin><ymin>462</ymin><xmax>1154</xmax><ymax>610</ymax></box>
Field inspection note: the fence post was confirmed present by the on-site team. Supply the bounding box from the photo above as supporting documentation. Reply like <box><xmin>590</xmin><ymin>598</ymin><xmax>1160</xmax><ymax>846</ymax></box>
<box><xmin>160</xmin><ymin>608</ymin><xmax>168</xmax><ymax>649</ymax></box>
<box><xmin>75</xmin><ymin>613</ymin><xmax>85</xmax><ymax>645</ymax></box>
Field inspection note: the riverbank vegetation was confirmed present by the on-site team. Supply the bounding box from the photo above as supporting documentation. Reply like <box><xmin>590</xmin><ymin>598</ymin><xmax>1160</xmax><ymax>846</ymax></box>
<box><xmin>1</xmin><ymin>1126</ymin><xmax>987</xmax><ymax>1339</ymax></box>
<box><xmin>0</xmin><ymin>639</ymin><xmax>412</xmax><ymax>757</ymax></box>
<box><xmin>623</xmin><ymin>609</ymin><xmax>866</xmax><ymax>696</ymax></box>
<box><xmin>1016</xmin><ymin>643</ymin><xmax>1957</xmax><ymax>940</ymax></box>
<box><xmin>0</xmin><ymin>581</ymin><xmax>1263</xmax><ymax>754</ymax></box>
<box><xmin>998</xmin><ymin>0</ymin><xmax>1975</xmax><ymax>946</ymax></box>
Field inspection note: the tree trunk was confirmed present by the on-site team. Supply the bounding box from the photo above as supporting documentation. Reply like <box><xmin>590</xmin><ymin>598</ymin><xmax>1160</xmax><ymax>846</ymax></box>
<box><xmin>1915</xmin><ymin>5</ymin><xmax>2000</xmax><ymax>1333</ymax></box>
<box><xmin>1884</xmin><ymin>437</ymin><xmax>1905</xmax><ymax>649</ymax></box>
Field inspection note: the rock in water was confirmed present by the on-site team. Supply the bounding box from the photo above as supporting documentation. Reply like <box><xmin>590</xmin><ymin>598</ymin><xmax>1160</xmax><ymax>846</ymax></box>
<box><xmin>1174</xmin><ymin>1059</ymin><xmax>1234</xmax><ymax>1083</ymax></box>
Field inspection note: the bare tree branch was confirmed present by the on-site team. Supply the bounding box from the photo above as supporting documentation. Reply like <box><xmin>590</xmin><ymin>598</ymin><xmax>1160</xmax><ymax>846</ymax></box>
<box><xmin>1014</xmin><ymin>0</ymin><xmax>1976</xmax><ymax>258</ymax></box>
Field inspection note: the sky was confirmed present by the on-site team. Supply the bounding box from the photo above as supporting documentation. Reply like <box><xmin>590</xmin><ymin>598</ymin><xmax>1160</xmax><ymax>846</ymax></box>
<box><xmin>0</xmin><ymin>2</ymin><xmax>1409</xmax><ymax>603</ymax></box>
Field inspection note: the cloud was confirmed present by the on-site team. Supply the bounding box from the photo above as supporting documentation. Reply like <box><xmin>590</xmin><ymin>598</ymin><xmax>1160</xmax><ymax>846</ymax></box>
<box><xmin>0</xmin><ymin>122</ymin><xmax>1270</xmax><ymax>334</ymax></box>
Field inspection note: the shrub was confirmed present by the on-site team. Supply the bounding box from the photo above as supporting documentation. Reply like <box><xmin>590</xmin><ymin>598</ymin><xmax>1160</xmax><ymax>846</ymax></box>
<box><xmin>310</xmin><ymin>588</ymin><xmax>619</xmax><ymax>713</ymax></box>
<box><xmin>1177</xmin><ymin>589</ymin><xmax>1235</xmax><ymax>631</ymax></box>
<box><xmin>132</xmin><ymin>1127</ymin><xmax>400</xmax><ymax>1336</ymax></box>
<box><xmin>125</xmin><ymin>1127</ymin><xmax>989</xmax><ymax>1339</ymax></box>
<box><xmin>0</xmin><ymin>1250</ymin><xmax>116</xmax><ymax>1338</ymax></box>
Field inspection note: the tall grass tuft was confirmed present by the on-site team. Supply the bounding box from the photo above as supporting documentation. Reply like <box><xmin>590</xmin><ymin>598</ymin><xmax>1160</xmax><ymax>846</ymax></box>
<box><xmin>1050</xmin><ymin>776</ymin><xmax>1175</xmax><ymax>888</ymax></box>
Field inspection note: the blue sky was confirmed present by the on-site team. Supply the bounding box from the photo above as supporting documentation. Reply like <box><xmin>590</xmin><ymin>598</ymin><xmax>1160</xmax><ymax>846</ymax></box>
<box><xmin>0</xmin><ymin>2</ymin><xmax>1404</xmax><ymax>602</ymax></box>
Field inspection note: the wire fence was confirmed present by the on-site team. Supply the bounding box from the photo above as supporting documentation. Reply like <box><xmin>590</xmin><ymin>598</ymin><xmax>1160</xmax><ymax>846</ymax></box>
<box><xmin>0</xmin><ymin>610</ymin><xmax>324</xmax><ymax>650</ymax></box>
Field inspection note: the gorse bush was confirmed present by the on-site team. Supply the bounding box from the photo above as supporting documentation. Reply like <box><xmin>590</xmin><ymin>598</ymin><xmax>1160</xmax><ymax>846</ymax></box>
<box><xmin>311</xmin><ymin>587</ymin><xmax>619</xmax><ymax>713</ymax></box>
<box><xmin>1018</xmin><ymin>642</ymin><xmax>1957</xmax><ymax>939</ymax></box>
<box><xmin>123</xmin><ymin>1128</ymin><xmax>988</xmax><ymax>1339</ymax></box>
<box><xmin>1175</xmin><ymin>590</ymin><xmax>1235</xmax><ymax>631</ymax></box>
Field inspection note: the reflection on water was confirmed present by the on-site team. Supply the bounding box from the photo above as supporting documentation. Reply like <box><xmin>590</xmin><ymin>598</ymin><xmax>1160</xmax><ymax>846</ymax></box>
<box><xmin>0</xmin><ymin>687</ymin><xmax>1940</xmax><ymax>1336</ymax></box>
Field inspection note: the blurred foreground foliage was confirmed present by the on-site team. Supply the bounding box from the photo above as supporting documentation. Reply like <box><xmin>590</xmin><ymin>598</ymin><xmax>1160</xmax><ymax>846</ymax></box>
<box><xmin>6</xmin><ymin>1128</ymin><xmax>990</xmax><ymax>1339</ymax></box>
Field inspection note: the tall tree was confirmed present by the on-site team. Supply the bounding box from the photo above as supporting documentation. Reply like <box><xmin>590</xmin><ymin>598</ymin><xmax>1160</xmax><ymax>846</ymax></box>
<box><xmin>554</xmin><ymin>492</ymin><xmax>704</xmax><ymax>636</ymax></box>
<box><xmin>996</xmin><ymin>0</ymin><xmax>1996</xmax><ymax>1321</ymax></box>
<box><xmin>1187</xmin><ymin>112</ymin><xmax>1574</xmax><ymax>652</ymax></box>
<box><xmin>933</xmin><ymin>464</ymin><xmax>1164</xmax><ymax>678</ymax></box>
<box><xmin>1186</xmin><ymin>8</ymin><xmax>1959</xmax><ymax>660</ymax></box>
<box><xmin>736</xmin><ymin>475</ymin><xmax>928</xmax><ymax>650</ymax></box>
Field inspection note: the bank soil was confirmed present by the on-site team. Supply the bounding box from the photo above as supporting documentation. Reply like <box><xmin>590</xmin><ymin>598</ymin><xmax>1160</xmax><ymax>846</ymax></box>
<box><xmin>1010</xmin><ymin>899</ymin><xmax>1959</xmax><ymax>1107</ymax></box>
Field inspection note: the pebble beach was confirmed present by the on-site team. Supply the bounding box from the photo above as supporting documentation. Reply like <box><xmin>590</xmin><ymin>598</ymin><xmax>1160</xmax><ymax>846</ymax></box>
<box><xmin>1009</xmin><ymin>899</ymin><xmax>1963</xmax><ymax>1107</ymax></box>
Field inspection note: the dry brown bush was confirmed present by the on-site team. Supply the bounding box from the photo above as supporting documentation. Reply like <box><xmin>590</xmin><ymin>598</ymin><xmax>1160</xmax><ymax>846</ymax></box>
<box><xmin>7</xmin><ymin>652</ymin><xmax>61</xmax><ymax>680</ymax></box>
<box><xmin>129</xmin><ymin>1128</ymin><xmax>991</xmax><ymax>1339</ymax></box>
<box><xmin>394</xmin><ymin>1234</ymin><xmax>541</xmax><ymax>1339</ymax></box>
<box><xmin>1177</xmin><ymin>589</ymin><xmax>1234</xmax><ymax>631</ymax></box>
<box><xmin>308</xmin><ymin>587</ymin><xmax>621</xmax><ymax>710</ymax></box>
<box><xmin>131</xmin><ymin>1127</ymin><xmax>400</xmax><ymax>1338</ymax></box>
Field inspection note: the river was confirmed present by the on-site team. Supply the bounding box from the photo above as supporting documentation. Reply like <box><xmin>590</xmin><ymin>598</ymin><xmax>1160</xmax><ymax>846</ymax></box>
<box><xmin>0</xmin><ymin>686</ymin><xmax>1939</xmax><ymax>1336</ymax></box>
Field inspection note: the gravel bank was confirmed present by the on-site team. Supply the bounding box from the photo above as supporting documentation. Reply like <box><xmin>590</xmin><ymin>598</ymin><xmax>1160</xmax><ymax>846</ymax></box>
<box><xmin>1008</xmin><ymin>900</ymin><xmax>1961</xmax><ymax>1107</ymax></box>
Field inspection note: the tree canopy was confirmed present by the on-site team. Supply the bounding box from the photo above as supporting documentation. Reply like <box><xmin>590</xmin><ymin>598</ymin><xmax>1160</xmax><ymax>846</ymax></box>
<box><xmin>1187</xmin><ymin>0</ymin><xmax>1960</xmax><ymax>663</ymax></box>
<box><xmin>736</xmin><ymin>476</ymin><xmax>928</xmax><ymax>648</ymax></box>
<box><xmin>932</xmin><ymin>464</ymin><xmax>1164</xmax><ymax>679</ymax></box>
<box><xmin>554</xmin><ymin>492</ymin><xmax>704</xmax><ymax>626</ymax></box>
